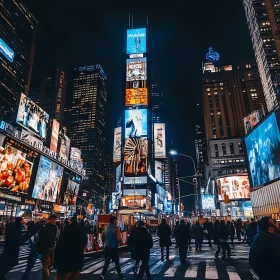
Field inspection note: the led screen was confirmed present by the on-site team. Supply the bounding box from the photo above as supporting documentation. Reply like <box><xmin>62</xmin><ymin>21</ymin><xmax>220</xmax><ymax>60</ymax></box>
<box><xmin>0</xmin><ymin>38</ymin><xmax>14</xmax><ymax>62</ymax></box>
<box><xmin>155</xmin><ymin>160</ymin><xmax>163</xmax><ymax>184</ymax></box>
<box><xmin>32</xmin><ymin>156</ymin><xmax>64</xmax><ymax>202</ymax></box>
<box><xmin>50</xmin><ymin>119</ymin><xmax>60</xmax><ymax>153</ymax></box>
<box><xmin>244</xmin><ymin>111</ymin><xmax>261</xmax><ymax>134</ymax></box>
<box><xmin>122</xmin><ymin>189</ymin><xmax>147</xmax><ymax>196</ymax></box>
<box><xmin>70</xmin><ymin>147</ymin><xmax>82</xmax><ymax>162</ymax></box>
<box><xmin>21</xmin><ymin>129</ymin><xmax>43</xmax><ymax>149</ymax></box>
<box><xmin>113</xmin><ymin>127</ymin><xmax>122</xmax><ymax>163</ymax></box>
<box><xmin>0</xmin><ymin>143</ymin><xmax>33</xmax><ymax>194</ymax></box>
<box><xmin>244</xmin><ymin>113</ymin><xmax>280</xmax><ymax>188</ymax></box>
<box><xmin>201</xmin><ymin>194</ymin><xmax>215</xmax><ymax>210</ymax></box>
<box><xmin>59</xmin><ymin>128</ymin><xmax>70</xmax><ymax>160</ymax></box>
<box><xmin>126</xmin><ymin>58</ymin><xmax>147</xmax><ymax>81</ymax></box>
<box><xmin>127</xmin><ymin>28</ymin><xmax>146</xmax><ymax>54</ymax></box>
<box><xmin>166</xmin><ymin>200</ymin><xmax>172</xmax><ymax>213</ymax></box>
<box><xmin>156</xmin><ymin>184</ymin><xmax>165</xmax><ymax>202</ymax></box>
<box><xmin>216</xmin><ymin>175</ymin><xmax>250</xmax><ymax>201</ymax></box>
<box><xmin>154</xmin><ymin>123</ymin><xmax>166</xmax><ymax>158</ymax></box>
<box><xmin>125</xmin><ymin>109</ymin><xmax>147</xmax><ymax>138</ymax></box>
<box><xmin>125</xmin><ymin>88</ymin><xmax>148</xmax><ymax>107</ymax></box>
<box><xmin>16</xmin><ymin>93</ymin><xmax>49</xmax><ymax>139</ymax></box>
<box><xmin>123</xmin><ymin>176</ymin><xmax>147</xmax><ymax>185</ymax></box>
<box><xmin>123</xmin><ymin>137</ymin><xmax>148</xmax><ymax>176</ymax></box>
<box><xmin>64</xmin><ymin>175</ymin><xmax>80</xmax><ymax>205</ymax></box>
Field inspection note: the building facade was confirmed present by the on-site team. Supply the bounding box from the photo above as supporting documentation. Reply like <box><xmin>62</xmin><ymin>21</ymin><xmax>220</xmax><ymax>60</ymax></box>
<box><xmin>150</xmin><ymin>80</ymin><xmax>164</xmax><ymax>123</ymax></box>
<box><xmin>0</xmin><ymin>0</ymin><xmax>37</xmax><ymax>122</ymax></box>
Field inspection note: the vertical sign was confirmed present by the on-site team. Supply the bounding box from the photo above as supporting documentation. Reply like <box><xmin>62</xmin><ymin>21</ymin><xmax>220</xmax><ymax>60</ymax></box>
<box><xmin>113</xmin><ymin>127</ymin><xmax>122</xmax><ymax>163</ymax></box>
<box><xmin>154</xmin><ymin>123</ymin><xmax>166</xmax><ymax>158</ymax></box>
<box><xmin>50</xmin><ymin>119</ymin><xmax>60</xmax><ymax>153</ymax></box>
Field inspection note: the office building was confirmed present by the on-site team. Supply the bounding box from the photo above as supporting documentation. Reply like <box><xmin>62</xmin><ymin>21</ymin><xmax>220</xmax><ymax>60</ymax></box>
<box><xmin>150</xmin><ymin>80</ymin><xmax>164</xmax><ymax>123</ymax></box>
<box><xmin>0</xmin><ymin>0</ymin><xmax>37</xmax><ymax>122</ymax></box>
<box><xmin>243</xmin><ymin>0</ymin><xmax>280</xmax><ymax>111</ymax></box>
<box><xmin>202</xmin><ymin>61</ymin><xmax>266</xmax><ymax>142</ymax></box>
<box><xmin>28</xmin><ymin>82</ymin><xmax>41</xmax><ymax>105</ymax></box>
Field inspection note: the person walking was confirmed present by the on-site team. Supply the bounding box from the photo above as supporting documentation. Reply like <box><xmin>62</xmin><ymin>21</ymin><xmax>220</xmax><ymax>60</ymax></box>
<box><xmin>128</xmin><ymin>222</ymin><xmax>139</xmax><ymax>276</ymax></box>
<box><xmin>174</xmin><ymin>220</ymin><xmax>190</xmax><ymax>263</ymax></box>
<box><xmin>213</xmin><ymin>220</ymin><xmax>220</xmax><ymax>245</ymax></box>
<box><xmin>227</xmin><ymin>221</ymin><xmax>235</xmax><ymax>246</ymax></box>
<box><xmin>247</xmin><ymin>218</ymin><xmax>258</xmax><ymax>246</ymax></box>
<box><xmin>100</xmin><ymin>216</ymin><xmax>125</xmax><ymax>280</ymax></box>
<box><xmin>249</xmin><ymin>216</ymin><xmax>280</xmax><ymax>280</ymax></box>
<box><xmin>157</xmin><ymin>219</ymin><xmax>172</xmax><ymax>261</ymax></box>
<box><xmin>173</xmin><ymin>221</ymin><xmax>179</xmax><ymax>248</ymax></box>
<box><xmin>235</xmin><ymin>219</ymin><xmax>242</xmax><ymax>241</ymax></box>
<box><xmin>54</xmin><ymin>217</ymin><xmax>87</xmax><ymax>280</ymax></box>
<box><xmin>215</xmin><ymin>220</ymin><xmax>231</xmax><ymax>260</ymax></box>
<box><xmin>130</xmin><ymin>221</ymin><xmax>153</xmax><ymax>280</ymax></box>
<box><xmin>186</xmin><ymin>222</ymin><xmax>192</xmax><ymax>250</ymax></box>
<box><xmin>0</xmin><ymin>217</ymin><xmax>30</xmax><ymax>280</ymax></box>
<box><xmin>36</xmin><ymin>214</ymin><xmax>58</xmax><ymax>280</ymax></box>
<box><xmin>203</xmin><ymin>219</ymin><xmax>214</xmax><ymax>247</ymax></box>
<box><xmin>193</xmin><ymin>221</ymin><xmax>204</xmax><ymax>252</ymax></box>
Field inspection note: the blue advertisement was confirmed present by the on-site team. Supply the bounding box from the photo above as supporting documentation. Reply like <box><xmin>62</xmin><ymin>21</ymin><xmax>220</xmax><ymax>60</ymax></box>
<box><xmin>245</xmin><ymin>113</ymin><xmax>280</xmax><ymax>188</ymax></box>
<box><xmin>0</xmin><ymin>38</ymin><xmax>14</xmax><ymax>62</ymax></box>
<box><xmin>125</xmin><ymin>109</ymin><xmax>147</xmax><ymax>138</ymax></box>
<box><xmin>201</xmin><ymin>194</ymin><xmax>215</xmax><ymax>210</ymax></box>
<box><xmin>127</xmin><ymin>28</ymin><xmax>146</xmax><ymax>54</ymax></box>
<box><xmin>166</xmin><ymin>200</ymin><xmax>172</xmax><ymax>213</ymax></box>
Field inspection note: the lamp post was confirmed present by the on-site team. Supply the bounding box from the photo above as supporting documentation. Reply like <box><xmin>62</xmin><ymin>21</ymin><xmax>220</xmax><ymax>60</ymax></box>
<box><xmin>170</xmin><ymin>150</ymin><xmax>199</xmax><ymax>217</ymax></box>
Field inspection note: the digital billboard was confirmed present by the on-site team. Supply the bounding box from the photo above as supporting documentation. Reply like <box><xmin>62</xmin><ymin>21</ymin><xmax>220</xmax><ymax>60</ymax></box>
<box><xmin>64</xmin><ymin>174</ymin><xmax>80</xmax><ymax>205</ymax></box>
<box><xmin>59</xmin><ymin>128</ymin><xmax>70</xmax><ymax>160</ymax></box>
<box><xmin>201</xmin><ymin>194</ymin><xmax>216</xmax><ymax>210</ymax></box>
<box><xmin>32</xmin><ymin>156</ymin><xmax>64</xmax><ymax>202</ymax></box>
<box><xmin>125</xmin><ymin>109</ymin><xmax>147</xmax><ymax>138</ymax></box>
<box><xmin>127</xmin><ymin>28</ymin><xmax>146</xmax><ymax>54</ymax></box>
<box><xmin>50</xmin><ymin>119</ymin><xmax>60</xmax><ymax>153</ymax></box>
<box><xmin>123</xmin><ymin>176</ymin><xmax>147</xmax><ymax>185</ymax></box>
<box><xmin>154</xmin><ymin>123</ymin><xmax>166</xmax><ymax>158</ymax></box>
<box><xmin>245</xmin><ymin>112</ymin><xmax>280</xmax><ymax>188</ymax></box>
<box><xmin>155</xmin><ymin>160</ymin><xmax>163</xmax><ymax>184</ymax></box>
<box><xmin>216</xmin><ymin>175</ymin><xmax>250</xmax><ymax>201</ymax></box>
<box><xmin>126</xmin><ymin>58</ymin><xmax>147</xmax><ymax>81</ymax></box>
<box><xmin>125</xmin><ymin>88</ymin><xmax>148</xmax><ymax>107</ymax></box>
<box><xmin>244</xmin><ymin>111</ymin><xmax>261</xmax><ymax>134</ymax></box>
<box><xmin>156</xmin><ymin>184</ymin><xmax>165</xmax><ymax>202</ymax></box>
<box><xmin>0</xmin><ymin>38</ymin><xmax>14</xmax><ymax>62</ymax></box>
<box><xmin>122</xmin><ymin>189</ymin><xmax>148</xmax><ymax>196</ymax></box>
<box><xmin>121</xmin><ymin>196</ymin><xmax>148</xmax><ymax>208</ymax></box>
<box><xmin>21</xmin><ymin>129</ymin><xmax>43</xmax><ymax>149</ymax></box>
<box><xmin>0</xmin><ymin>142</ymin><xmax>33</xmax><ymax>194</ymax></box>
<box><xmin>113</xmin><ymin>127</ymin><xmax>122</xmax><ymax>163</ymax></box>
<box><xmin>70</xmin><ymin>147</ymin><xmax>82</xmax><ymax>162</ymax></box>
<box><xmin>16</xmin><ymin>93</ymin><xmax>49</xmax><ymax>139</ymax></box>
<box><xmin>166</xmin><ymin>200</ymin><xmax>172</xmax><ymax>213</ymax></box>
<box><xmin>123</xmin><ymin>137</ymin><xmax>148</xmax><ymax>176</ymax></box>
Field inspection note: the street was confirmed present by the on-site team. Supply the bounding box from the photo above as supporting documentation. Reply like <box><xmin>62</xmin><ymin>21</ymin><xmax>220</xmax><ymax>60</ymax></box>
<box><xmin>2</xmin><ymin>239</ymin><xmax>258</xmax><ymax>280</ymax></box>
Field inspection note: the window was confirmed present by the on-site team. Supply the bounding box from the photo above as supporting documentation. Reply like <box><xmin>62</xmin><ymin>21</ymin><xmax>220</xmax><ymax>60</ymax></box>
<box><xmin>214</xmin><ymin>144</ymin><xmax>219</xmax><ymax>157</ymax></box>
<box><xmin>238</xmin><ymin>142</ymin><xmax>244</xmax><ymax>155</ymax></box>
<box><xmin>229</xmin><ymin>143</ymin><xmax>234</xmax><ymax>156</ymax></box>
<box><xmin>222</xmin><ymin>143</ymin><xmax>227</xmax><ymax>156</ymax></box>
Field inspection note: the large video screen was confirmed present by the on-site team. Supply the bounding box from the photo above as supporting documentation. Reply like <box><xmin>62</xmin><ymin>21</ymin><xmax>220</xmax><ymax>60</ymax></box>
<box><xmin>113</xmin><ymin>127</ymin><xmax>121</xmax><ymax>163</ymax></box>
<box><xmin>32</xmin><ymin>156</ymin><xmax>64</xmax><ymax>202</ymax></box>
<box><xmin>64</xmin><ymin>174</ymin><xmax>80</xmax><ymax>205</ymax></box>
<box><xmin>125</xmin><ymin>109</ymin><xmax>147</xmax><ymax>138</ymax></box>
<box><xmin>127</xmin><ymin>28</ymin><xmax>146</xmax><ymax>54</ymax></box>
<box><xmin>50</xmin><ymin>119</ymin><xmax>60</xmax><ymax>153</ymax></box>
<box><xmin>59</xmin><ymin>128</ymin><xmax>70</xmax><ymax>160</ymax></box>
<box><xmin>125</xmin><ymin>88</ymin><xmax>148</xmax><ymax>107</ymax></box>
<box><xmin>0</xmin><ymin>142</ymin><xmax>33</xmax><ymax>194</ymax></box>
<box><xmin>155</xmin><ymin>160</ymin><xmax>163</xmax><ymax>184</ymax></box>
<box><xmin>154</xmin><ymin>123</ymin><xmax>166</xmax><ymax>158</ymax></box>
<box><xmin>244</xmin><ymin>111</ymin><xmax>261</xmax><ymax>134</ymax></box>
<box><xmin>245</xmin><ymin>113</ymin><xmax>280</xmax><ymax>188</ymax></box>
<box><xmin>16</xmin><ymin>93</ymin><xmax>49</xmax><ymax>139</ymax></box>
<box><xmin>126</xmin><ymin>58</ymin><xmax>147</xmax><ymax>81</ymax></box>
<box><xmin>201</xmin><ymin>194</ymin><xmax>215</xmax><ymax>210</ymax></box>
<box><xmin>216</xmin><ymin>175</ymin><xmax>251</xmax><ymax>201</ymax></box>
<box><xmin>123</xmin><ymin>137</ymin><xmax>148</xmax><ymax>176</ymax></box>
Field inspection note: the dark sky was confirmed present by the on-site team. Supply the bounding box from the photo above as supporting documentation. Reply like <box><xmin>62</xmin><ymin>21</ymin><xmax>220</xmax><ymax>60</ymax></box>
<box><xmin>24</xmin><ymin>0</ymin><xmax>254</xmax><ymax>212</ymax></box>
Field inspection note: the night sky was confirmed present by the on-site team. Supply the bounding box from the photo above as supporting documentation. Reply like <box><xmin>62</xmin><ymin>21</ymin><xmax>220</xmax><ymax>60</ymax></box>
<box><xmin>24</xmin><ymin>0</ymin><xmax>254</xmax><ymax>212</ymax></box>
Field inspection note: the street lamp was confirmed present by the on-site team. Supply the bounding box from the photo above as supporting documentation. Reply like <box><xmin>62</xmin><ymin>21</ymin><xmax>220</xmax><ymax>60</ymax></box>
<box><xmin>169</xmin><ymin>150</ymin><xmax>199</xmax><ymax>216</ymax></box>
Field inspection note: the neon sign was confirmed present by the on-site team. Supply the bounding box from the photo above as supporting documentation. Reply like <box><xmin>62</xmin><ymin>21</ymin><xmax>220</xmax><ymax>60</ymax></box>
<box><xmin>0</xmin><ymin>38</ymin><xmax>14</xmax><ymax>62</ymax></box>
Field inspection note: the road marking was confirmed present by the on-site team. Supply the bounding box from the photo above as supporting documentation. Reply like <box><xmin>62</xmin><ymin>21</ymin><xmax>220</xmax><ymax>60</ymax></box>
<box><xmin>164</xmin><ymin>260</ymin><xmax>180</xmax><ymax>276</ymax></box>
<box><xmin>185</xmin><ymin>260</ymin><xmax>199</xmax><ymax>278</ymax></box>
<box><xmin>205</xmin><ymin>260</ymin><xmax>218</xmax><ymax>279</ymax></box>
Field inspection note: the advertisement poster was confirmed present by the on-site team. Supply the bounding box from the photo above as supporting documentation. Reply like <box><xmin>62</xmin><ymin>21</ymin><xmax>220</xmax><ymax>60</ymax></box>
<box><xmin>216</xmin><ymin>176</ymin><xmax>250</xmax><ymax>201</ymax></box>
<box><xmin>156</xmin><ymin>184</ymin><xmax>165</xmax><ymax>202</ymax></box>
<box><xmin>123</xmin><ymin>176</ymin><xmax>147</xmax><ymax>185</ymax></box>
<box><xmin>245</xmin><ymin>113</ymin><xmax>280</xmax><ymax>188</ymax></box>
<box><xmin>243</xmin><ymin>111</ymin><xmax>261</xmax><ymax>134</ymax></box>
<box><xmin>113</xmin><ymin>127</ymin><xmax>121</xmax><ymax>163</ymax></box>
<box><xmin>50</xmin><ymin>119</ymin><xmax>60</xmax><ymax>153</ymax></box>
<box><xmin>59</xmin><ymin>128</ymin><xmax>70</xmax><ymax>160</ymax></box>
<box><xmin>155</xmin><ymin>160</ymin><xmax>163</xmax><ymax>184</ymax></box>
<box><xmin>64</xmin><ymin>175</ymin><xmax>80</xmax><ymax>205</ymax></box>
<box><xmin>32</xmin><ymin>156</ymin><xmax>64</xmax><ymax>202</ymax></box>
<box><xmin>70</xmin><ymin>147</ymin><xmax>82</xmax><ymax>162</ymax></box>
<box><xmin>16</xmin><ymin>93</ymin><xmax>49</xmax><ymax>139</ymax></box>
<box><xmin>127</xmin><ymin>28</ymin><xmax>146</xmax><ymax>54</ymax></box>
<box><xmin>125</xmin><ymin>109</ymin><xmax>147</xmax><ymax>138</ymax></box>
<box><xmin>126</xmin><ymin>58</ymin><xmax>147</xmax><ymax>81</ymax></box>
<box><xmin>0</xmin><ymin>143</ymin><xmax>33</xmax><ymax>194</ymax></box>
<box><xmin>154</xmin><ymin>123</ymin><xmax>166</xmax><ymax>158</ymax></box>
<box><xmin>21</xmin><ymin>129</ymin><xmax>43</xmax><ymax>149</ymax></box>
<box><xmin>201</xmin><ymin>194</ymin><xmax>216</xmax><ymax>210</ymax></box>
<box><xmin>125</xmin><ymin>88</ymin><xmax>148</xmax><ymax>107</ymax></box>
<box><xmin>123</xmin><ymin>137</ymin><xmax>148</xmax><ymax>176</ymax></box>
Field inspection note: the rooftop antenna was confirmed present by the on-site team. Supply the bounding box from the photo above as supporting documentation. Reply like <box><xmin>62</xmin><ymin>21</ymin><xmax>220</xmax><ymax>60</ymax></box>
<box><xmin>132</xmin><ymin>13</ymin><xmax>134</xmax><ymax>28</ymax></box>
<box><xmin>128</xmin><ymin>12</ymin><xmax>130</xmax><ymax>27</ymax></box>
<box><xmin>147</xmin><ymin>16</ymin><xmax>148</xmax><ymax>26</ymax></box>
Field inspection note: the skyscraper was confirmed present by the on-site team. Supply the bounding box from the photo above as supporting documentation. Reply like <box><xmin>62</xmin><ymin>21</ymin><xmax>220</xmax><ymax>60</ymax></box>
<box><xmin>68</xmin><ymin>65</ymin><xmax>107</xmax><ymax>207</ymax></box>
<box><xmin>243</xmin><ymin>0</ymin><xmax>280</xmax><ymax>111</ymax></box>
<box><xmin>150</xmin><ymin>80</ymin><xmax>164</xmax><ymax>123</ymax></box>
<box><xmin>0</xmin><ymin>0</ymin><xmax>37</xmax><ymax>122</ymax></box>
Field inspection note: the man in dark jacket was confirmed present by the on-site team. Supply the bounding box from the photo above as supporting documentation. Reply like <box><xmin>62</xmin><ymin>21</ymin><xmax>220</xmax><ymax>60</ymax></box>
<box><xmin>157</xmin><ymin>219</ymin><xmax>172</xmax><ymax>261</ymax></box>
<box><xmin>215</xmin><ymin>220</ymin><xmax>230</xmax><ymax>260</ymax></box>
<box><xmin>130</xmin><ymin>221</ymin><xmax>153</xmax><ymax>280</ymax></box>
<box><xmin>193</xmin><ymin>221</ymin><xmax>204</xmax><ymax>251</ymax></box>
<box><xmin>0</xmin><ymin>217</ymin><xmax>29</xmax><ymax>280</ymax></box>
<box><xmin>203</xmin><ymin>219</ymin><xmax>214</xmax><ymax>247</ymax></box>
<box><xmin>173</xmin><ymin>221</ymin><xmax>179</xmax><ymax>248</ymax></box>
<box><xmin>249</xmin><ymin>216</ymin><xmax>280</xmax><ymax>280</ymax></box>
<box><xmin>174</xmin><ymin>220</ymin><xmax>190</xmax><ymax>263</ymax></box>
<box><xmin>247</xmin><ymin>218</ymin><xmax>258</xmax><ymax>246</ymax></box>
<box><xmin>36</xmin><ymin>214</ymin><xmax>58</xmax><ymax>280</ymax></box>
<box><xmin>54</xmin><ymin>217</ymin><xmax>87</xmax><ymax>279</ymax></box>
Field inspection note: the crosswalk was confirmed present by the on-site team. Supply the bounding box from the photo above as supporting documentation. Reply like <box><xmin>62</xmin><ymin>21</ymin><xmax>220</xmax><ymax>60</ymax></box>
<box><xmin>3</xmin><ymin>243</ymin><xmax>257</xmax><ymax>279</ymax></box>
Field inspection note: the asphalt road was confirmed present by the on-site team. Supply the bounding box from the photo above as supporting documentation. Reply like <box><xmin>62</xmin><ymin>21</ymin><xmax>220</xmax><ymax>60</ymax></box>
<box><xmin>1</xmin><ymin>239</ymin><xmax>258</xmax><ymax>280</ymax></box>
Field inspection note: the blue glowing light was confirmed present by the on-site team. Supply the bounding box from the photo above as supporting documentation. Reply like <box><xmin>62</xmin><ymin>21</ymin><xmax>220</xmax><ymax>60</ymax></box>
<box><xmin>0</xmin><ymin>38</ymin><xmax>14</xmax><ymax>62</ymax></box>
<box><xmin>206</xmin><ymin>47</ymin><xmax>219</xmax><ymax>62</ymax></box>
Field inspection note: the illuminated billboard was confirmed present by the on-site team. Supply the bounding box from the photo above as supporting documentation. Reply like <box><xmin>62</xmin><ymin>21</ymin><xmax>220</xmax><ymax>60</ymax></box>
<box><xmin>21</xmin><ymin>129</ymin><xmax>43</xmax><ymax>149</ymax></box>
<box><xmin>126</xmin><ymin>58</ymin><xmax>147</xmax><ymax>81</ymax></box>
<box><xmin>113</xmin><ymin>127</ymin><xmax>122</xmax><ymax>163</ymax></box>
<box><xmin>32</xmin><ymin>156</ymin><xmax>64</xmax><ymax>202</ymax></box>
<box><xmin>123</xmin><ymin>137</ymin><xmax>148</xmax><ymax>176</ymax></box>
<box><xmin>121</xmin><ymin>195</ymin><xmax>148</xmax><ymax>208</ymax></box>
<box><xmin>201</xmin><ymin>194</ymin><xmax>215</xmax><ymax>210</ymax></box>
<box><xmin>127</xmin><ymin>28</ymin><xmax>146</xmax><ymax>54</ymax></box>
<box><xmin>70</xmin><ymin>147</ymin><xmax>82</xmax><ymax>162</ymax></box>
<box><xmin>16</xmin><ymin>93</ymin><xmax>49</xmax><ymax>139</ymax></box>
<box><xmin>50</xmin><ymin>119</ymin><xmax>60</xmax><ymax>153</ymax></box>
<box><xmin>125</xmin><ymin>109</ymin><xmax>147</xmax><ymax>138</ymax></box>
<box><xmin>244</xmin><ymin>111</ymin><xmax>261</xmax><ymax>134</ymax></box>
<box><xmin>0</xmin><ymin>142</ymin><xmax>33</xmax><ymax>194</ymax></box>
<box><xmin>59</xmin><ymin>128</ymin><xmax>70</xmax><ymax>160</ymax></box>
<box><xmin>64</xmin><ymin>174</ymin><xmax>80</xmax><ymax>205</ymax></box>
<box><xmin>244</xmin><ymin>112</ymin><xmax>280</xmax><ymax>188</ymax></box>
<box><xmin>155</xmin><ymin>160</ymin><xmax>163</xmax><ymax>184</ymax></box>
<box><xmin>0</xmin><ymin>38</ymin><xmax>14</xmax><ymax>62</ymax></box>
<box><xmin>154</xmin><ymin>123</ymin><xmax>166</xmax><ymax>158</ymax></box>
<box><xmin>125</xmin><ymin>88</ymin><xmax>148</xmax><ymax>107</ymax></box>
<box><xmin>216</xmin><ymin>175</ymin><xmax>250</xmax><ymax>201</ymax></box>
<box><xmin>123</xmin><ymin>176</ymin><xmax>147</xmax><ymax>185</ymax></box>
